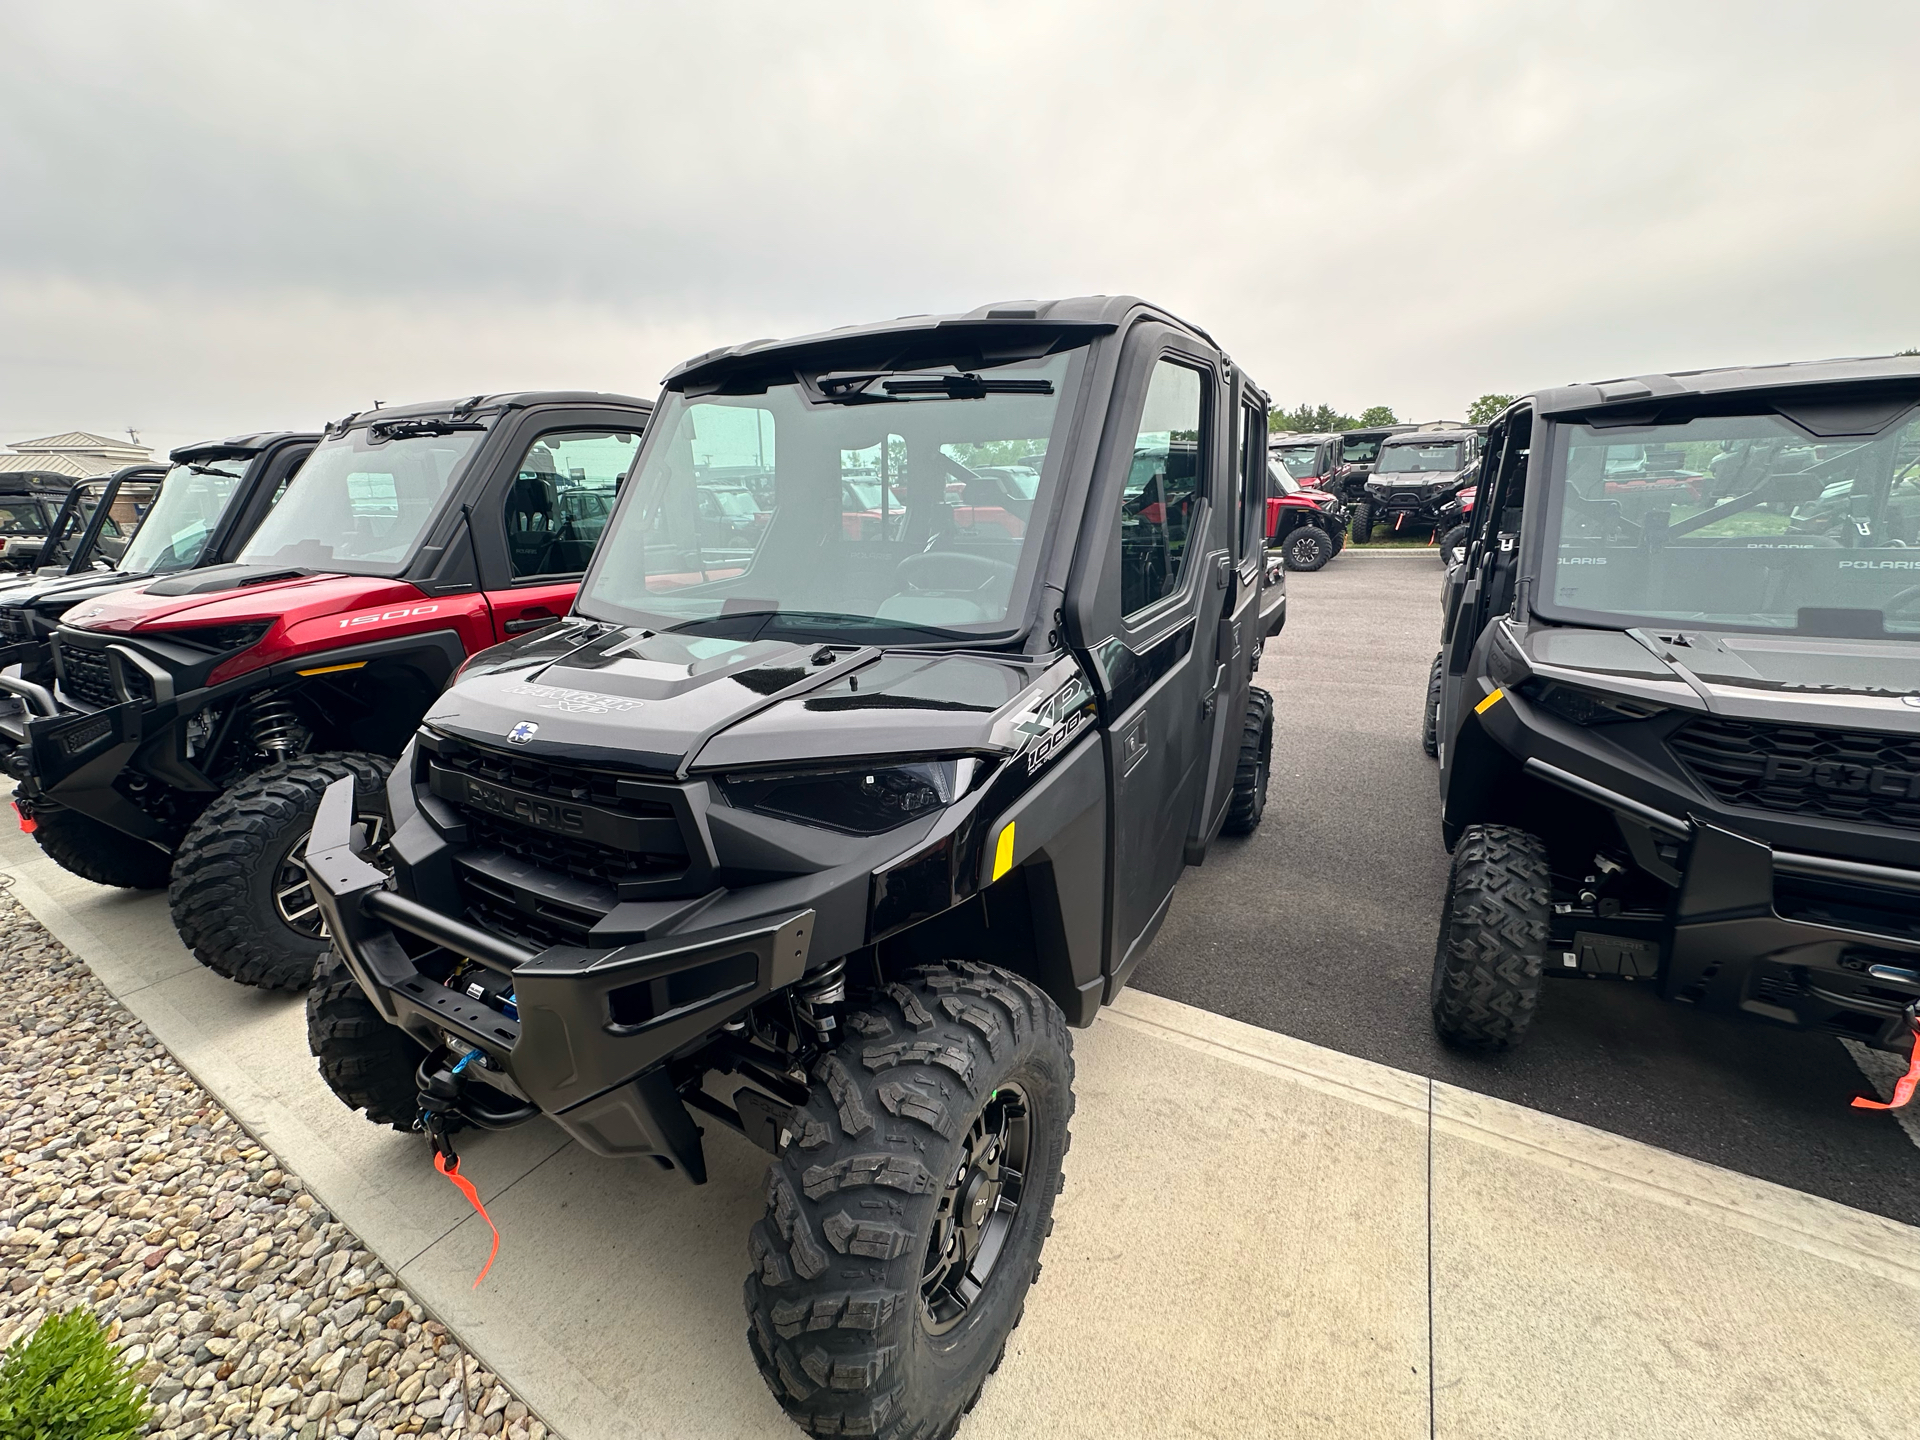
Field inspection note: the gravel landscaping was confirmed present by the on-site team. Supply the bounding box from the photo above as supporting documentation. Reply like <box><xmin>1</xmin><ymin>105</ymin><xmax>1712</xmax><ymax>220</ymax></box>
<box><xmin>0</xmin><ymin>886</ymin><xmax>550</xmax><ymax>1440</ymax></box>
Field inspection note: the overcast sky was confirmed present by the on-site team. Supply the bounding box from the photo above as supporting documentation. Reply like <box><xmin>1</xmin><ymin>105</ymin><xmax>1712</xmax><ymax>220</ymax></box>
<box><xmin>3</xmin><ymin>1</ymin><xmax>1916</xmax><ymax>458</ymax></box>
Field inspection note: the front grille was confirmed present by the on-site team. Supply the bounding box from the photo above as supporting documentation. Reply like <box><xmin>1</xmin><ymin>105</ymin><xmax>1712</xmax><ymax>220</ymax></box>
<box><xmin>0</xmin><ymin>608</ymin><xmax>32</xmax><ymax>642</ymax></box>
<box><xmin>1671</xmin><ymin>716</ymin><xmax>1920</xmax><ymax>832</ymax></box>
<box><xmin>57</xmin><ymin>646</ymin><xmax>120</xmax><ymax>709</ymax></box>
<box><xmin>456</xmin><ymin>862</ymin><xmax>607</xmax><ymax>951</ymax></box>
<box><xmin>435</xmin><ymin>744</ymin><xmax>677</xmax><ymax>820</ymax></box>
<box><xmin>460</xmin><ymin>809</ymin><xmax>681</xmax><ymax>889</ymax></box>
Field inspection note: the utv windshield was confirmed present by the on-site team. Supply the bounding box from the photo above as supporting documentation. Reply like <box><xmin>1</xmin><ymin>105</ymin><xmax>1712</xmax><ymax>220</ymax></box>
<box><xmin>1378</xmin><ymin>441</ymin><xmax>1462</xmax><ymax>474</ymax></box>
<box><xmin>1340</xmin><ymin>436</ymin><xmax>1383</xmax><ymax>465</ymax></box>
<box><xmin>1541</xmin><ymin>407</ymin><xmax>1920</xmax><ymax>638</ymax></box>
<box><xmin>578</xmin><ymin>350</ymin><xmax>1079</xmax><ymax>643</ymax></box>
<box><xmin>1272</xmin><ymin>445</ymin><xmax>1324</xmax><ymax>478</ymax></box>
<box><xmin>237</xmin><ymin>427</ymin><xmax>483</xmax><ymax>574</ymax></box>
<box><xmin>116</xmin><ymin>457</ymin><xmax>250</xmax><ymax>574</ymax></box>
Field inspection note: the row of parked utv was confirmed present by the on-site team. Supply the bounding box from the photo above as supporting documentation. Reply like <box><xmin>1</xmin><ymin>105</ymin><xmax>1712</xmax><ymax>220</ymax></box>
<box><xmin>4</xmin><ymin>298</ymin><xmax>1288</xmax><ymax>1440</ymax></box>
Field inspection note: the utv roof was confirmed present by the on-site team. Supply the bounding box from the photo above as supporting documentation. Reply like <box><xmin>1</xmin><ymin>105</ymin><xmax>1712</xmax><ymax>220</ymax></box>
<box><xmin>664</xmin><ymin>295</ymin><xmax>1212</xmax><ymax>396</ymax></box>
<box><xmin>1381</xmin><ymin>428</ymin><xmax>1476</xmax><ymax>444</ymax></box>
<box><xmin>1530</xmin><ymin>354</ymin><xmax>1920</xmax><ymax>433</ymax></box>
<box><xmin>1269</xmin><ymin>432</ymin><xmax>1344</xmax><ymax>445</ymax></box>
<box><xmin>171</xmin><ymin>432</ymin><xmax>321</xmax><ymax>463</ymax></box>
<box><xmin>0</xmin><ymin>470</ymin><xmax>76</xmax><ymax>493</ymax></box>
<box><xmin>324</xmin><ymin>392</ymin><xmax>653</xmax><ymax>435</ymax></box>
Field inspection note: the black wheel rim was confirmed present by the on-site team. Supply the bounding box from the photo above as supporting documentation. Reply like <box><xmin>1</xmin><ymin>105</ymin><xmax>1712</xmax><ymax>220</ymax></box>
<box><xmin>276</xmin><ymin>812</ymin><xmax>387</xmax><ymax>939</ymax></box>
<box><xmin>921</xmin><ymin>1083</ymin><xmax>1031</xmax><ymax>1336</ymax></box>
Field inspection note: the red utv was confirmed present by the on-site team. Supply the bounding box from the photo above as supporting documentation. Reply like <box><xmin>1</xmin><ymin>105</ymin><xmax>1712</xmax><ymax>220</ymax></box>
<box><xmin>1264</xmin><ymin>461</ymin><xmax>1349</xmax><ymax>571</ymax></box>
<box><xmin>14</xmin><ymin>392</ymin><xmax>650</xmax><ymax>990</ymax></box>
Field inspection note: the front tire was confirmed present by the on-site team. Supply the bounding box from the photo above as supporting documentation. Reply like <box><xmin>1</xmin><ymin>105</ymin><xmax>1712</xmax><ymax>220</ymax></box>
<box><xmin>1430</xmin><ymin>825</ymin><xmax>1549</xmax><ymax>1051</ymax></box>
<box><xmin>170</xmin><ymin>752</ymin><xmax>392</xmax><ymax>990</ymax></box>
<box><xmin>1441</xmin><ymin>524</ymin><xmax>1471</xmax><ymax>565</ymax></box>
<box><xmin>1347</xmin><ymin>500</ymin><xmax>1373</xmax><ymax>544</ymax></box>
<box><xmin>1283</xmin><ymin>525</ymin><xmax>1333</xmax><ymax>572</ymax></box>
<box><xmin>1422</xmin><ymin>652</ymin><xmax>1443</xmax><ymax>758</ymax></box>
<box><xmin>745</xmin><ymin>961</ymin><xmax>1074</xmax><ymax>1440</ymax></box>
<box><xmin>1221</xmin><ymin>687</ymin><xmax>1273</xmax><ymax>836</ymax></box>
<box><xmin>25</xmin><ymin>797</ymin><xmax>171</xmax><ymax>889</ymax></box>
<box><xmin>306</xmin><ymin>948</ymin><xmax>429</xmax><ymax>1132</ymax></box>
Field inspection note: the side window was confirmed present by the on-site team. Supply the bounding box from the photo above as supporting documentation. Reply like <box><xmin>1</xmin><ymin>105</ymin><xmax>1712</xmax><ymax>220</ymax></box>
<box><xmin>1239</xmin><ymin>402</ymin><xmax>1266</xmax><ymax>560</ymax></box>
<box><xmin>505</xmin><ymin>428</ymin><xmax>643</xmax><ymax>580</ymax></box>
<box><xmin>1121</xmin><ymin>360</ymin><xmax>1206</xmax><ymax>618</ymax></box>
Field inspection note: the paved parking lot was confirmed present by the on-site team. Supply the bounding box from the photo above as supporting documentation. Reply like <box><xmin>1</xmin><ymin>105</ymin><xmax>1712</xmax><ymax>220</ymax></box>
<box><xmin>1135</xmin><ymin>549</ymin><xmax>1920</xmax><ymax>1229</ymax></box>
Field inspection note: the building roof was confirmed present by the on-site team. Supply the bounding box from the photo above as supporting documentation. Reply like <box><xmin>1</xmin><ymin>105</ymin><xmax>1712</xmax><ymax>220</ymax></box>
<box><xmin>8</xmin><ymin>431</ymin><xmax>151</xmax><ymax>457</ymax></box>
<box><xmin>3</xmin><ymin>431</ymin><xmax>154</xmax><ymax>479</ymax></box>
<box><xmin>0</xmin><ymin>454</ymin><xmax>92</xmax><ymax>480</ymax></box>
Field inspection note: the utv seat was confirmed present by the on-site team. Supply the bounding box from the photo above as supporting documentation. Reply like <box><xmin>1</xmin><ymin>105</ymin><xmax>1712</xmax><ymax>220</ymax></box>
<box><xmin>876</xmin><ymin>550</ymin><xmax>1014</xmax><ymax>626</ymax></box>
<box><xmin>507</xmin><ymin>473</ymin><xmax>560</xmax><ymax>576</ymax></box>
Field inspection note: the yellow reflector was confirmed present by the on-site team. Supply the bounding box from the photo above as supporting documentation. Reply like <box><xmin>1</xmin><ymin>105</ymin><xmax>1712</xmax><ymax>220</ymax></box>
<box><xmin>992</xmin><ymin>823</ymin><xmax>1016</xmax><ymax>881</ymax></box>
<box><xmin>1474</xmin><ymin>687</ymin><xmax>1505</xmax><ymax>715</ymax></box>
<box><xmin>296</xmin><ymin>661</ymin><xmax>369</xmax><ymax>677</ymax></box>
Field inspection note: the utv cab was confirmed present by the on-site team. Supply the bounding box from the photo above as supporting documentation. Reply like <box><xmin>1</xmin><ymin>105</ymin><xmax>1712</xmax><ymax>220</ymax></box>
<box><xmin>300</xmin><ymin>296</ymin><xmax>1282</xmax><ymax>1440</ymax></box>
<box><xmin>14</xmin><ymin>393</ymin><xmax>650</xmax><ymax>990</ymax></box>
<box><xmin>1430</xmin><ymin>355</ymin><xmax>1920</xmax><ymax>1057</ymax></box>
<box><xmin>0</xmin><ymin>471</ymin><xmax>81</xmax><ymax>571</ymax></box>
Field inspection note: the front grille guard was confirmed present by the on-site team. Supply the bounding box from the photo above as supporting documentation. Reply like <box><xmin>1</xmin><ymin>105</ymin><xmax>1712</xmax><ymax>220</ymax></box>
<box><xmin>305</xmin><ymin>777</ymin><xmax>814</xmax><ymax>1128</ymax></box>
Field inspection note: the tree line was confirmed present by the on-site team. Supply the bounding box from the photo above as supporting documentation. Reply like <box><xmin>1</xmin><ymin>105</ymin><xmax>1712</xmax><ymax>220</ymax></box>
<box><xmin>1268</xmin><ymin>394</ymin><xmax>1516</xmax><ymax>433</ymax></box>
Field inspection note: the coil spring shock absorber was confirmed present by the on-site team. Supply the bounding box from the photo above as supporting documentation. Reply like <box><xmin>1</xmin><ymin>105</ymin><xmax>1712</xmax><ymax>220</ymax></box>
<box><xmin>793</xmin><ymin>957</ymin><xmax>847</xmax><ymax>1046</ymax></box>
<box><xmin>247</xmin><ymin>691</ymin><xmax>302</xmax><ymax>760</ymax></box>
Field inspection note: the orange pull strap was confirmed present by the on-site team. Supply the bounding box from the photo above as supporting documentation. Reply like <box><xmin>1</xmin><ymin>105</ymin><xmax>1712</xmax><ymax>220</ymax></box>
<box><xmin>434</xmin><ymin>1152</ymin><xmax>501</xmax><ymax>1287</ymax></box>
<box><xmin>1852</xmin><ymin>1032</ymin><xmax>1920</xmax><ymax>1113</ymax></box>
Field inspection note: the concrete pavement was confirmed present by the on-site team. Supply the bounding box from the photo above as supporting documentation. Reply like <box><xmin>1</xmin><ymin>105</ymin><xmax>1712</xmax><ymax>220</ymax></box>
<box><xmin>4</xmin><ymin>825</ymin><xmax>1917</xmax><ymax>1439</ymax></box>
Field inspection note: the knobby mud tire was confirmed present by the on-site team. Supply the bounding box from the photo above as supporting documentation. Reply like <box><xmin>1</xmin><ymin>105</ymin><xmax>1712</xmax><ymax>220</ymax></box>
<box><xmin>744</xmin><ymin>960</ymin><xmax>1074</xmax><ymax>1440</ymax></box>
<box><xmin>169</xmin><ymin>752</ymin><xmax>392</xmax><ymax>991</ymax></box>
<box><xmin>25</xmin><ymin>796</ymin><xmax>171</xmax><ymax>889</ymax></box>
<box><xmin>1422</xmin><ymin>652</ymin><xmax>1443</xmax><ymax>758</ymax></box>
<box><xmin>1430</xmin><ymin>825</ymin><xmax>1550</xmax><ymax>1051</ymax></box>
<box><xmin>306</xmin><ymin>948</ymin><xmax>428</xmax><ymax>1133</ymax></box>
<box><xmin>1347</xmin><ymin>500</ymin><xmax>1374</xmax><ymax>543</ymax></box>
<box><xmin>1221</xmin><ymin>687</ymin><xmax>1274</xmax><ymax>837</ymax></box>
<box><xmin>1283</xmin><ymin>525</ymin><xmax>1333</xmax><ymax>572</ymax></box>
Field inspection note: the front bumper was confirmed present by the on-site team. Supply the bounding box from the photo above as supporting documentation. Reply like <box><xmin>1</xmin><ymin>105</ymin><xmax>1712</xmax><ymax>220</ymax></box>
<box><xmin>305</xmin><ymin>775</ymin><xmax>817</xmax><ymax>1167</ymax></box>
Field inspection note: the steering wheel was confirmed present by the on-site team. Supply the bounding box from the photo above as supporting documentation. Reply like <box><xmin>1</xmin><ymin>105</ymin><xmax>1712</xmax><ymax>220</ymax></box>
<box><xmin>895</xmin><ymin>550</ymin><xmax>1015</xmax><ymax>593</ymax></box>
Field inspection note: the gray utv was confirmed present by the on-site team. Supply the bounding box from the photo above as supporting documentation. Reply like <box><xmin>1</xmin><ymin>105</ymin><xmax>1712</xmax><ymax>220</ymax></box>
<box><xmin>302</xmin><ymin>296</ymin><xmax>1283</xmax><ymax>1438</ymax></box>
<box><xmin>1431</xmin><ymin>355</ymin><xmax>1920</xmax><ymax>1058</ymax></box>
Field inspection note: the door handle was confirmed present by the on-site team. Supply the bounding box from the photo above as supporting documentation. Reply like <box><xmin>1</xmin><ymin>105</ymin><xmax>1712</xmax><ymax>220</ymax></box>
<box><xmin>504</xmin><ymin>612</ymin><xmax>559</xmax><ymax>635</ymax></box>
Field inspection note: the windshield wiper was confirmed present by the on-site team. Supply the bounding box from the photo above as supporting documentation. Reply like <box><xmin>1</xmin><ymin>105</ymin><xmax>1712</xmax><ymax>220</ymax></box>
<box><xmin>812</xmin><ymin>372</ymin><xmax>1053</xmax><ymax>404</ymax></box>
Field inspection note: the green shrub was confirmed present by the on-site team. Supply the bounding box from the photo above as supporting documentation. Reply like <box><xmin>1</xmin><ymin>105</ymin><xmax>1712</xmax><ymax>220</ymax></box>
<box><xmin>0</xmin><ymin>1309</ymin><xmax>149</xmax><ymax>1440</ymax></box>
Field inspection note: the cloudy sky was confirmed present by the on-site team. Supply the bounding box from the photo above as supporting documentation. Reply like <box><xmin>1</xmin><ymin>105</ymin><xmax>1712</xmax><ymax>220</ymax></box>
<box><xmin>3</xmin><ymin>1</ymin><xmax>1916</xmax><ymax>457</ymax></box>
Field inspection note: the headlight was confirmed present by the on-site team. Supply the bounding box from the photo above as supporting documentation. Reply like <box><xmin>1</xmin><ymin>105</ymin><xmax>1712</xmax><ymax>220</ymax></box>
<box><xmin>717</xmin><ymin>759</ymin><xmax>976</xmax><ymax>835</ymax></box>
<box><xmin>168</xmin><ymin>621</ymin><xmax>272</xmax><ymax>653</ymax></box>
<box><xmin>1520</xmin><ymin>680</ymin><xmax>1664</xmax><ymax>726</ymax></box>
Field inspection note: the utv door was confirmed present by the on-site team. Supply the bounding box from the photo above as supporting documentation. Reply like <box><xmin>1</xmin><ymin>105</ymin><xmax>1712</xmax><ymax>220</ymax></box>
<box><xmin>1185</xmin><ymin>373</ymin><xmax>1266</xmax><ymax>859</ymax></box>
<box><xmin>1066</xmin><ymin>326</ymin><xmax>1224</xmax><ymax>994</ymax></box>
<box><xmin>466</xmin><ymin>410</ymin><xmax>646</xmax><ymax>641</ymax></box>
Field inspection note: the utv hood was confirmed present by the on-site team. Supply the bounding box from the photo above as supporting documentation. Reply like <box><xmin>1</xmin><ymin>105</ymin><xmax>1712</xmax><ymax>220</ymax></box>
<box><xmin>1519</xmin><ymin>622</ymin><xmax>1920</xmax><ymax>732</ymax></box>
<box><xmin>428</xmin><ymin>626</ymin><xmax>1046</xmax><ymax>774</ymax></box>
<box><xmin>56</xmin><ymin>569</ymin><xmax>417</xmax><ymax>637</ymax></box>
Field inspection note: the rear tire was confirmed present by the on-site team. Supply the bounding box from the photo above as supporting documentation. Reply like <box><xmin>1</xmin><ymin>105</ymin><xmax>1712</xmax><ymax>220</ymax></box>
<box><xmin>1221</xmin><ymin>688</ymin><xmax>1273</xmax><ymax>836</ymax></box>
<box><xmin>1283</xmin><ymin>525</ymin><xmax>1332</xmax><ymax>572</ymax></box>
<box><xmin>25</xmin><ymin>798</ymin><xmax>171</xmax><ymax>890</ymax></box>
<box><xmin>1430</xmin><ymin>825</ymin><xmax>1549</xmax><ymax>1051</ymax></box>
<box><xmin>306</xmin><ymin>948</ymin><xmax>428</xmax><ymax>1133</ymax></box>
<box><xmin>1347</xmin><ymin>500</ymin><xmax>1373</xmax><ymax>544</ymax></box>
<box><xmin>1422</xmin><ymin>653</ymin><xmax>1443</xmax><ymax>758</ymax></box>
<box><xmin>170</xmin><ymin>752</ymin><xmax>392</xmax><ymax>990</ymax></box>
<box><xmin>745</xmin><ymin>961</ymin><xmax>1073</xmax><ymax>1440</ymax></box>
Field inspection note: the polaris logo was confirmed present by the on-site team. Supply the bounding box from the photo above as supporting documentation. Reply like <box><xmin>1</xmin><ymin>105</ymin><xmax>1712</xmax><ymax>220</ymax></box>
<box><xmin>461</xmin><ymin>777</ymin><xmax>587</xmax><ymax>834</ymax></box>
<box><xmin>1839</xmin><ymin>559</ymin><xmax>1920</xmax><ymax>570</ymax></box>
<box><xmin>1763</xmin><ymin>755</ymin><xmax>1920</xmax><ymax>799</ymax></box>
<box><xmin>1561</xmin><ymin>557</ymin><xmax>1608</xmax><ymax>566</ymax></box>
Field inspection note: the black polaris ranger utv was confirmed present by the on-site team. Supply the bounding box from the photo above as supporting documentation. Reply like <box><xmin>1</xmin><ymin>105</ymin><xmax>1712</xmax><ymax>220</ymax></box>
<box><xmin>1361</xmin><ymin>427</ymin><xmax>1481</xmax><ymax>542</ymax></box>
<box><xmin>4</xmin><ymin>463</ymin><xmax>165</xmax><ymax>577</ymax></box>
<box><xmin>1430</xmin><ymin>356</ymin><xmax>1920</xmax><ymax>1056</ymax></box>
<box><xmin>13</xmin><ymin>394</ymin><xmax>649</xmax><ymax>991</ymax></box>
<box><xmin>300</xmin><ymin>297</ymin><xmax>1282</xmax><ymax>1439</ymax></box>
